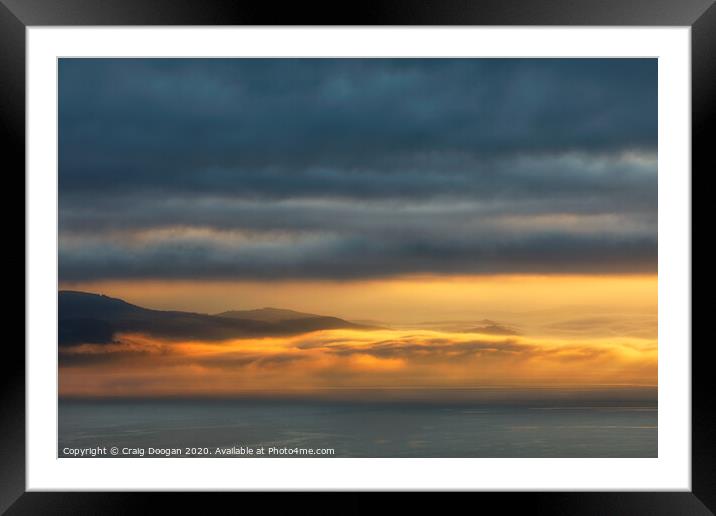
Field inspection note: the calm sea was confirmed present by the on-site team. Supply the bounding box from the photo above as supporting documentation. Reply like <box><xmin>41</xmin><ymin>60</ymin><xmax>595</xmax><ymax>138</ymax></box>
<box><xmin>58</xmin><ymin>398</ymin><xmax>657</xmax><ymax>458</ymax></box>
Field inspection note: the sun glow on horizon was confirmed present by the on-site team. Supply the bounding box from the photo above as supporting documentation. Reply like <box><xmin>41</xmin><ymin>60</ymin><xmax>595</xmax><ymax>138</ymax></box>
<box><xmin>60</xmin><ymin>273</ymin><xmax>657</xmax><ymax>323</ymax></box>
<box><xmin>59</xmin><ymin>318</ymin><xmax>657</xmax><ymax>398</ymax></box>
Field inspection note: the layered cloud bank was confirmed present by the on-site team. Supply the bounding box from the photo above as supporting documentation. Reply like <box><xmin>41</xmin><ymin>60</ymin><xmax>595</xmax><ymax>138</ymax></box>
<box><xmin>58</xmin><ymin>288</ymin><xmax>657</xmax><ymax>399</ymax></box>
<box><xmin>58</xmin><ymin>59</ymin><xmax>658</xmax><ymax>400</ymax></box>
<box><xmin>59</xmin><ymin>59</ymin><xmax>657</xmax><ymax>282</ymax></box>
<box><xmin>59</xmin><ymin>327</ymin><xmax>657</xmax><ymax>399</ymax></box>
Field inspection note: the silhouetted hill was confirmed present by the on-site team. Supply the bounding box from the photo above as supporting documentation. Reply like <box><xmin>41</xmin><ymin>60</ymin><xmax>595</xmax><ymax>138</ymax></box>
<box><xmin>60</xmin><ymin>291</ymin><xmax>145</xmax><ymax>318</ymax></box>
<box><xmin>217</xmin><ymin>307</ymin><xmax>371</xmax><ymax>332</ymax></box>
<box><xmin>217</xmin><ymin>307</ymin><xmax>322</xmax><ymax>322</ymax></box>
<box><xmin>59</xmin><ymin>291</ymin><xmax>375</xmax><ymax>346</ymax></box>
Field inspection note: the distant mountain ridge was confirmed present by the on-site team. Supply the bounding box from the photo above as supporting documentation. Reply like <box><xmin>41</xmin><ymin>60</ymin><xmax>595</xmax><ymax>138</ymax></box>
<box><xmin>216</xmin><ymin>307</ymin><xmax>325</xmax><ymax>322</ymax></box>
<box><xmin>58</xmin><ymin>291</ymin><xmax>375</xmax><ymax>346</ymax></box>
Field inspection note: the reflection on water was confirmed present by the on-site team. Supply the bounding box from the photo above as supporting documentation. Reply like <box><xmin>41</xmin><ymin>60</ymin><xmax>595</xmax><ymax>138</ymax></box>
<box><xmin>59</xmin><ymin>399</ymin><xmax>657</xmax><ymax>458</ymax></box>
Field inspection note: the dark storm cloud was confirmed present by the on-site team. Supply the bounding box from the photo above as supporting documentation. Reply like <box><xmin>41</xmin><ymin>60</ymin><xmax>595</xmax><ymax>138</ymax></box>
<box><xmin>59</xmin><ymin>151</ymin><xmax>657</xmax><ymax>233</ymax></box>
<box><xmin>58</xmin><ymin>58</ymin><xmax>657</xmax><ymax>281</ymax></box>
<box><xmin>59</xmin><ymin>230</ymin><xmax>656</xmax><ymax>281</ymax></box>
<box><xmin>59</xmin><ymin>58</ymin><xmax>656</xmax><ymax>197</ymax></box>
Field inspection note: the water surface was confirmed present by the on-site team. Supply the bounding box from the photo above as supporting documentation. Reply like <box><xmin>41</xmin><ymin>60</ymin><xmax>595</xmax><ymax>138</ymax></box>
<box><xmin>59</xmin><ymin>399</ymin><xmax>657</xmax><ymax>458</ymax></box>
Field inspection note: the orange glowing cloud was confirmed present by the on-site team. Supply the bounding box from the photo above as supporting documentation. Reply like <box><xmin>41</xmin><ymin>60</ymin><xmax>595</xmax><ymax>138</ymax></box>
<box><xmin>59</xmin><ymin>324</ymin><xmax>657</xmax><ymax>399</ymax></box>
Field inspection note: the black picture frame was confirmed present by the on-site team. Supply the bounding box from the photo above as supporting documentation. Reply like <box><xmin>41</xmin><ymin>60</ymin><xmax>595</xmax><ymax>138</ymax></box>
<box><xmin>4</xmin><ymin>0</ymin><xmax>711</xmax><ymax>513</ymax></box>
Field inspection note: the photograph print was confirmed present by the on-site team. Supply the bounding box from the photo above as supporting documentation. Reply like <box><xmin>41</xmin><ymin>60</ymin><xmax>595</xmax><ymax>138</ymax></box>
<box><xmin>58</xmin><ymin>58</ymin><xmax>658</xmax><ymax>458</ymax></box>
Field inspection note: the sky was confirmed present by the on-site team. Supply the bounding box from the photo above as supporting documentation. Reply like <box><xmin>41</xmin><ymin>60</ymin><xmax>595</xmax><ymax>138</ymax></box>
<box><xmin>58</xmin><ymin>58</ymin><xmax>658</xmax><ymax>399</ymax></box>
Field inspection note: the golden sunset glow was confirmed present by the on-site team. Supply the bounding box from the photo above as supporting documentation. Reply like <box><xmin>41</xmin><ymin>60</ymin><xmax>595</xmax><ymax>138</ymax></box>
<box><xmin>57</xmin><ymin>58</ymin><xmax>659</xmax><ymax>460</ymax></box>
<box><xmin>60</xmin><ymin>274</ymin><xmax>657</xmax><ymax>324</ymax></box>
<box><xmin>59</xmin><ymin>274</ymin><xmax>656</xmax><ymax>399</ymax></box>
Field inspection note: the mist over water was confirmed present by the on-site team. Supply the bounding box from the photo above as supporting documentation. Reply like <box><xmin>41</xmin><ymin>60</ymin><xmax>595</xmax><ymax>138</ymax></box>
<box><xmin>57</xmin><ymin>59</ymin><xmax>659</xmax><ymax>462</ymax></box>
<box><xmin>59</xmin><ymin>397</ymin><xmax>657</xmax><ymax>458</ymax></box>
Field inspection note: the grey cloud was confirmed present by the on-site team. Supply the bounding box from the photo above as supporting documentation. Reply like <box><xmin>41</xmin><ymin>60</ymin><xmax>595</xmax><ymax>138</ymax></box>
<box><xmin>59</xmin><ymin>230</ymin><xmax>656</xmax><ymax>281</ymax></box>
<box><xmin>292</xmin><ymin>334</ymin><xmax>527</xmax><ymax>358</ymax></box>
<box><xmin>300</xmin><ymin>336</ymin><xmax>614</xmax><ymax>364</ymax></box>
<box><xmin>58</xmin><ymin>58</ymin><xmax>657</xmax><ymax>281</ymax></box>
<box><xmin>59</xmin><ymin>58</ymin><xmax>657</xmax><ymax>194</ymax></box>
<box><xmin>324</xmin><ymin>338</ymin><xmax>529</xmax><ymax>359</ymax></box>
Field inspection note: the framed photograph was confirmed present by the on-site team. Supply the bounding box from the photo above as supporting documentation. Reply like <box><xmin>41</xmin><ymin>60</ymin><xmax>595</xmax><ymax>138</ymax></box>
<box><xmin>7</xmin><ymin>0</ymin><xmax>711</xmax><ymax>512</ymax></box>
